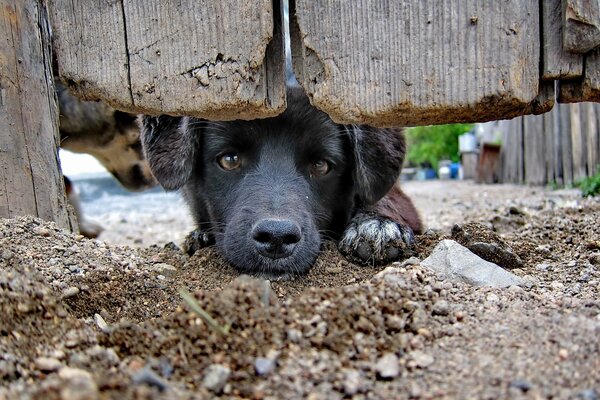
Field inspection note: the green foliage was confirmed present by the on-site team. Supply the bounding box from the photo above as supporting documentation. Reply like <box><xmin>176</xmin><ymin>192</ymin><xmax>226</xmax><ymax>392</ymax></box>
<box><xmin>405</xmin><ymin>123</ymin><xmax>474</xmax><ymax>170</ymax></box>
<box><xmin>577</xmin><ymin>169</ymin><xmax>600</xmax><ymax>197</ymax></box>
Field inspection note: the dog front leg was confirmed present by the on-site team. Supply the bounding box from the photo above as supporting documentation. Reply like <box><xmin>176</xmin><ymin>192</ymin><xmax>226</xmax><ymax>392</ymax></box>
<box><xmin>338</xmin><ymin>185</ymin><xmax>423</xmax><ymax>265</ymax></box>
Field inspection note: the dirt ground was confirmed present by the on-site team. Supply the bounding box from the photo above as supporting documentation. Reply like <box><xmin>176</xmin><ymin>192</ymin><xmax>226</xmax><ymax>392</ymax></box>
<box><xmin>1</xmin><ymin>180</ymin><xmax>599</xmax><ymax>399</ymax></box>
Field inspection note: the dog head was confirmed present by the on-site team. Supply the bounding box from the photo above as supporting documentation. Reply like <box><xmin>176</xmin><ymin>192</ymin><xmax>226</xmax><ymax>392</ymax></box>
<box><xmin>141</xmin><ymin>86</ymin><xmax>405</xmax><ymax>275</ymax></box>
<box><xmin>57</xmin><ymin>82</ymin><xmax>156</xmax><ymax>191</ymax></box>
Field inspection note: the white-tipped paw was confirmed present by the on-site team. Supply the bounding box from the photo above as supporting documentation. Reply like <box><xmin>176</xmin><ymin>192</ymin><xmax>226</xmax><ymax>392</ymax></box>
<box><xmin>338</xmin><ymin>213</ymin><xmax>415</xmax><ymax>265</ymax></box>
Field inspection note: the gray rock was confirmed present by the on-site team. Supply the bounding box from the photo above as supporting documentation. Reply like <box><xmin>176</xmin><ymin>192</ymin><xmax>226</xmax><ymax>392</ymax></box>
<box><xmin>375</xmin><ymin>353</ymin><xmax>399</xmax><ymax>379</ymax></box>
<box><xmin>342</xmin><ymin>369</ymin><xmax>366</xmax><ymax>395</ymax></box>
<box><xmin>58</xmin><ymin>367</ymin><xmax>99</xmax><ymax>400</ymax></box>
<box><xmin>202</xmin><ymin>364</ymin><xmax>230</xmax><ymax>393</ymax></box>
<box><xmin>421</xmin><ymin>240</ymin><xmax>524</xmax><ymax>288</ymax></box>
<box><xmin>432</xmin><ymin>299</ymin><xmax>450</xmax><ymax>316</ymax></box>
<box><xmin>408</xmin><ymin>350</ymin><xmax>434</xmax><ymax>368</ymax></box>
<box><xmin>35</xmin><ymin>357</ymin><xmax>62</xmax><ymax>372</ymax></box>
<box><xmin>254</xmin><ymin>357</ymin><xmax>275</xmax><ymax>376</ymax></box>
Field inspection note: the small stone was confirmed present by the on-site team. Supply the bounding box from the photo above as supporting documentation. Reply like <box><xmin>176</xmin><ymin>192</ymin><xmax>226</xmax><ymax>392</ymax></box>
<box><xmin>132</xmin><ymin>367</ymin><xmax>169</xmax><ymax>391</ymax></box>
<box><xmin>147</xmin><ymin>263</ymin><xmax>177</xmax><ymax>277</ymax></box>
<box><xmin>509</xmin><ymin>378</ymin><xmax>532</xmax><ymax>392</ymax></box>
<box><xmin>432</xmin><ymin>299</ymin><xmax>450</xmax><ymax>316</ymax></box>
<box><xmin>325</xmin><ymin>265</ymin><xmax>342</xmax><ymax>274</ymax></box>
<box><xmin>254</xmin><ymin>357</ymin><xmax>275</xmax><ymax>376</ymax></box>
<box><xmin>286</xmin><ymin>329</ymin><xmax>302</xmax><ymax>342</ymax></box>
<box><xmin>409</xmin><ymin>350</ymin><xmax>434</xmax><ymax>368</ymax></box>
<box><xmin>62</xmin><ymin>287</ymin><xmax>80</xmax><ymax>298</ymax></box>
<box><xmin>550</xmin><ymin>281</ymin><xmax>565</xmax><ymax>290</ymax></box>
<box><xmin>535</xmin><ymin>263</ymin><xmax>550</xmax><ymax>271</ymax></box>
<box><xmin>559</xmin><ymin>348</ymin><xmax>569</xmax><ymax>360</ymax></box>
<box><xmin>35</xmin><ymin>357</ymin><xmax>62</xmax><ymax>372</ymax></box>
<box><xmin>58</xmin><ymin>367</ymin><xmax>99</xmax><ymax>400</ymax></box>
<box><xmin>342</xmin><ymin>369</ymin><xmax>365</xmax><ymax>395</ymax></box>
<box><xmin>508</xmin><ymin>285</ymin><xmax>524</xmax><ymax>294</ymax></box>
<box><xmin>1</xmin><ymin>250</ymin><xmax>14</xmax><ymax>260</ymax></box>
<box><xmin>399</xmin><ymin>256</ymin><xmax>420</xmax><ymax>267</ymax></box>
<box><xmin>375</xmin><ymin>353</ymin><xmax>399</xmax><ymax>379</ymax></box>
<box><xmin>94</xmin><ymin>314</ymin><xmax>110</xmax><ymax>333</ymax></box>
<box><xmin>202</xmin><ymin>364</ymin><xmax>230</xmax><ymax>393</ymax></box>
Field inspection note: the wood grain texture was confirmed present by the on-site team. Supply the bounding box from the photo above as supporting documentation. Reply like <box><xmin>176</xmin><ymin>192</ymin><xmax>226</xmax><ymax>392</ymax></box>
<box><xmin>563</xmin><ymin>0</ymin><xmax>600</xmax><ymax>53</ymax></box>
<box><xmin>559</xmin><ymin>49</ymin><xmax>600</xmax><ymax>102</ymax></box>
<box><xmin>0</xmin><ymin>0</ymin><xmax>74</xmax><ymax>229</ymax></box>
<box><xmin>569</xmin><ymin>103</ymin><xmax>588</xmax><ymax>180</ymax></box>
<box><xmin>292</xmin><ymin>0</ymin><xmax>542</xmax><ymax>126</ymax></box>
<box><xmin>524</xmin><ymin>114</ymin><xmax>547</xmax><ymax>185</ymax></box>
<box><xmin>542</xmin><ymin>0</ymin><xmax>583</xmax><ymax>80</ymax></box>
<box><xmin>49</xmin><ymin>0</ymin><xmax>286</xmax><ymax>119</ymax></box>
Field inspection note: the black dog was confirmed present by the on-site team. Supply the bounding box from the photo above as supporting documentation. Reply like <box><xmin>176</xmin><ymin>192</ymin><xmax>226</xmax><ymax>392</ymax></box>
<box><xmin>141</xmin><ymin>86</ymin><xmax>422</xmax><ymax>275</ymax></box>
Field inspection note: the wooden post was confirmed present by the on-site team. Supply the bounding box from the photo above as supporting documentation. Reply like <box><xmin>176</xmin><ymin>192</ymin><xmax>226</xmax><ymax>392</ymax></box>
<box><xmin>0</xmin><ymin>0</ymin><xmax>73</xmax><ymax>229</ymax></box>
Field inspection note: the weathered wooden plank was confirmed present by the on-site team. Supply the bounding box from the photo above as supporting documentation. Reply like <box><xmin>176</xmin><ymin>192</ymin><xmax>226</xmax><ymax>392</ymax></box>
<box><xmin>0</xmin><ymin>0</ymin><xmax>73</xmax><ymax>229</ymax></box>
<box><xmin>558</xmin><ymin>103</ymin><xmax>574</xmax><ymax>185</ymax></box>
<box><xmin>570</xmin><ymin>103</ymin><xmax>588</xmax><ymax>181</ymax></box>
<box><xmin>49</xmin><ymin>0</ymin><xmax>286</xmax><ymax>119</ymax></box>
<box><xmin>563</xmin><ymin>0</ymin><xmax>600</xmax><ymax>54</ymax></box>
<box><xmin>543</xmin><ymin>109</ymin><xmax>556</xmax><ymax>184</ymax></box>
<box><xmin>584</xmin><ymin>103</ymin><xmax>599</xmax><ymax>174</ymax></box>
<box><xmin>596</xmin><ymin>103</ymin><xmax>600</xmax><ymax>172</ymax></box>
<box><xmin>542</xmin><ymin>0</ymin><xmax>583</xmax><ymax>80</ymax></box>
<box><xmin>524</xmin><ymin>114</ymin><xmax>547</xmax><ymax>185</ymax></box>
<box><xmin>559</xmin><ymin>49</ymin><xmax>600</xmax><ymax>102</ymax></box>
<box><xmin>552</xmin><ymin>101</ymin><xmax>564</xmax><ymax>185</ymax></box>
<box><xmin>291</xmin><ymin>0</ymin><xmax>542</xmax><ymax>127</ymax></box>
<box><xmin>501</xmin><ymin>119</ymin><xmax>522</xmax><ymax>184</ymax></box>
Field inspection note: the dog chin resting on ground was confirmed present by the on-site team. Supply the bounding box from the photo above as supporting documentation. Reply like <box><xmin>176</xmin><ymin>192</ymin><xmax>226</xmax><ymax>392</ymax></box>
<box><xmin>141</xmin><ymin>85</ymin><xmax>423</xmax><ymax>276</ymax></box>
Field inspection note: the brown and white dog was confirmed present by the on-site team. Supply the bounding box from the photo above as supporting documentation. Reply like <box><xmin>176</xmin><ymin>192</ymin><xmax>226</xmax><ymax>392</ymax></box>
<box><xmin>56</xmin><ymin>81</ymin><xmax>156</xmax><ymax>192</ymax></box>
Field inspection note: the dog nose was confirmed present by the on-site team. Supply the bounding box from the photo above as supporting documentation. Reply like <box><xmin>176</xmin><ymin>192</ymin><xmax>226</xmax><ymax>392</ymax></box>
<box><xmin>252</xmin><ymin>219</ymin><xmax>302</xmax><ymax>259</ymax></box>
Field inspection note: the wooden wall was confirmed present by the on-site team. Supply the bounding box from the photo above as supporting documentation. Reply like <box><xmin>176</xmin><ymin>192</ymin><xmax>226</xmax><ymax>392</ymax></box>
<box><xmin>499</xmin><ymin>103</ymin><xmax>600</xmax><ymax>185</ymax></box>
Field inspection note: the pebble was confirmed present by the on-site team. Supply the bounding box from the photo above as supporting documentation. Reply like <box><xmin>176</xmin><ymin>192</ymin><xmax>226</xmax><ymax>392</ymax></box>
<box><xmin>202</xmin><ymin>364</ymin><xmax>230</xmax><ymax>393</ymax></box>
<box><xmin>132</xmin><ymin>367</ymin><xmax>169</xmax><ymax>391</ymax></box>
<box><xmin>286</xmin><ymin>329</ymin><xmax>302</xmax><ymax>342</ymax></box>
<box><xmin>535</xmin><ymin>263</ymin><xmax>550</xmax><ymax>271</ymax></box>
<box><xmin>409</xmin><ymin>350</ymin><xmax>434</xmax><ymax>368</ymax></box>
<box><xmin>325</xmin><ymin>265</ymin><xmax>342</xmax><ymax>274</ymax></box>
<box><xmin>94</xmin><ymin>313</ymin><xmax>110</xmax><ymax>333</ymax></box>
<box><xmin>375</xmin><ymin>353</ymin><xmax>399</xmax><ymax>379</ymax></box>
<box><xmin>1</xmin><ymin>250</ymin><xmax>14</xmax><ymax>260</ymax></box>
<box><xmin>34</xmin><ymin>357</ymin><xmax>62</xmax><ymax>372</ymax></box>
<box><xmin>432</xmin><ymin>299</ymin><xmax>450</xmax><ymax>316</ymax></box>
<box><xmin>342</xmin><ymin>369</ymin><xmax>364</xmax><ymax>395</ymax></box>
<box><xmin>58</xmin><ymin>367</ymin><xmax>99</xmax><ymax>400</ymax></box>
<box><xmin>550</xmin><ymin>281</ymin><xmax>565</xmax><ymax>291</ymax></box>
<box><xmin>254</xmin><ymin>357</ymin><xmax>275</xmax><ymax>376</ymax></box>
<box><xmin>509</xmin><ymin>378</ymin><xmax>532</xmax><ymax>392</ymax></box>
<box><xmin>62</xmin><ymin>286</ymin><xmax>80</xmax><ymax>298</ymax></box>
<box><xmin>147</xmin><ymin>263</ymin><xmax>177</xmax><ymax>277</ymax></box>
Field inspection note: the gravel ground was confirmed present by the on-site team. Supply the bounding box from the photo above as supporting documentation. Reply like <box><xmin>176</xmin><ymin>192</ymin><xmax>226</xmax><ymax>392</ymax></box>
<box><xmin>1</xmin><ymin>180</ymin><xmax>599</xmax><ymax>399</ymax></box>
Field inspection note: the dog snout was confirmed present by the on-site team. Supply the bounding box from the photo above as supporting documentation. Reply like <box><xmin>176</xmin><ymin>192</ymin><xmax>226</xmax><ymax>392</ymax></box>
<box><xmin>251</xmin><ymin>219</ymin><xmax>302</xmax><ymax>259</ymax></box>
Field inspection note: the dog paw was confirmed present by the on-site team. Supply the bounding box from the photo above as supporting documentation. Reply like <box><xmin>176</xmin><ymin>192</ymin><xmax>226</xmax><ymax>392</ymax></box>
<box><xmin>338</xmin><ymin>212</ymin><xmax>415</xmax><ymax>265</ymax></box>
<box><xmin>182</xmin><ymin>229</ymin><xmax>214</xmax><ymax>256</ymax></box>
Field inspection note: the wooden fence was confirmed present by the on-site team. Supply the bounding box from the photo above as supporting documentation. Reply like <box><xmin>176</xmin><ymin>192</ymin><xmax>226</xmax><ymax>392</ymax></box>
<box><xmin>499</xmin><ymin>102</ymin><xmax>600</xmax><ymax>185</ymax></box>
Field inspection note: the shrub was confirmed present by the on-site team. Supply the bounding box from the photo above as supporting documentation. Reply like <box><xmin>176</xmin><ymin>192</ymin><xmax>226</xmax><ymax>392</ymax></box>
<box><xmin>405</xmin><ymin>123</ymin><xmax>474</xmax><ymax>170</ymax></box>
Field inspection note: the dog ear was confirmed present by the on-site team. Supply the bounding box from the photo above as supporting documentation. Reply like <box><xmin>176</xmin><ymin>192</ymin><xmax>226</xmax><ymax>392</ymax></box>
<box><xmin>347</xmin><ymin>125</ymin><xmax>406</xmax><ymax>205</ymax></box>
<box><xmin>140</xmin><ymin>115</ymin><xmax>199</xmax><ymax>190</ymax></box>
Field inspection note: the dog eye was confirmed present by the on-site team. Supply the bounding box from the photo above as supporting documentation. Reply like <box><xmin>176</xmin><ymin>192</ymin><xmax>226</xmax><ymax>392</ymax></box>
<box><xmin>310</xmin><ymin>160</ymin><xmax>331</xmax><ymax>177</ymax></box>
<box><xmin>217</xmin><ymin>152</ymin><xmax>241</xmax><ymax>171</ymax></box>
